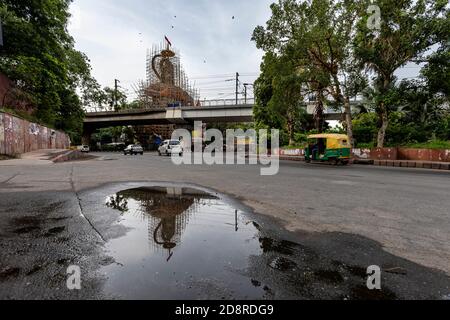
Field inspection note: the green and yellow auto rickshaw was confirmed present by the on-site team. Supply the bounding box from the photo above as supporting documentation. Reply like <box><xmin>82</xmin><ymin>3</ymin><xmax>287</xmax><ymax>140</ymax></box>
<box><xmin>305</xmin><ymin>134</ymin><xmax>351</xmax><ymax>165</ymax></box>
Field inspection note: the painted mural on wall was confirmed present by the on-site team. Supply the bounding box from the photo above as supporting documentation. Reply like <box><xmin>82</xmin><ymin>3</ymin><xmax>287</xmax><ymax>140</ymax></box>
<box><xmin>0</xmin><ymin>111</ymin><xmax>70</xmax><ymax>156</ymax></box>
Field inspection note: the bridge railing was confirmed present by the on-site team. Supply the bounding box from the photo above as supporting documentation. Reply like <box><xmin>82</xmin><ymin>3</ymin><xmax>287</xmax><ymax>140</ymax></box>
<box><xmin>199</xmin><ymin>98</ymin><xmax>255</xmax><ymax>107</ymax></box>
<box><xmin>85</xmin><ymin>98</ymin><xmax>360</xmax><ymax>115</ymax></box>
<box><xmin>85</xmin><ymin>98</ymin><xmax>255</xmax><ymax>114</ymax></box>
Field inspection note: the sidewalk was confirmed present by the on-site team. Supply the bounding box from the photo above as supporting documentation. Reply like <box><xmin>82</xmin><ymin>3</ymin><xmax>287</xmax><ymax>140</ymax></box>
<box><xmin>0</xmin><ymin>149</ymin><xmax>66</xmax><ymax>166</ymax></box>
<box><xmin>277</xmin><ymin>155</ymin><xmax>450</xmax><ymax>170</ymax></box>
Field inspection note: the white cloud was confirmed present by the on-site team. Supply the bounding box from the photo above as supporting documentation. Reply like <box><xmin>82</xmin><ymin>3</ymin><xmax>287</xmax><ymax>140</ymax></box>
<box><xmin>69</xmin><ymin>0</ymin><xmax>272</xmax><ymax>101</ymax></box>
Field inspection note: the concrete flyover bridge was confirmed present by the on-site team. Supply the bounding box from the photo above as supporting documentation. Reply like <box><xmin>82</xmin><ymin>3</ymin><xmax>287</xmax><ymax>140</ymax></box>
<box><xmin>82</xmin><ymin>98</ymin><xmax>360</xmax><ymax>141</ymax></box>
<box><xmin>83</xmin><ymin>98</ymin><xmax>357</xmax><ymax>126</ymax></box>
<box><xmin>166</xmin><ymin>99</ymin><xmax>255</xmax><ymax>124</ymax></box>
<box><xmin>83</xmin><ymin>99</ymin><xmax>254</xmax><ymax>128</ymax></box>
<box><xmin>82</xmin><ymin>98</ymin><xmax>254</xmax><ymax>139</ymax></box>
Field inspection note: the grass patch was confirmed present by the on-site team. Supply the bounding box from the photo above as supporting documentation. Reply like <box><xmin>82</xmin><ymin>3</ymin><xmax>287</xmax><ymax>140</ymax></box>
<box><xmin>400</xmin><ymin>140</ymin><xmax>450</xmax><ymax>150</ymax></box>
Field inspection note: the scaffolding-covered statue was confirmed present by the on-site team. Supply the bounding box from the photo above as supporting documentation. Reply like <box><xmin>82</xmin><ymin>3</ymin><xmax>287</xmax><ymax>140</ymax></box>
<box><xmin>134</xmin><ymin>38</ymin><xmax>200</xmax><ymax>109</ymax></box>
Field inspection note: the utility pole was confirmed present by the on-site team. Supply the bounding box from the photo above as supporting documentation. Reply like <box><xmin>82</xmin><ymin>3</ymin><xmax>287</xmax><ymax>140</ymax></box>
<box><xmin>235</xmin><ymin>72</ymin><xmax>240</xmax><ymax>105</ymax></box>
<box><xmin>243</xmin><ymin>83</ymin><xmax>253</xmax><ymax>104</ymax></box>
<box><xmin>114</xmin><ymin>79</ymin><xmax>120</xmax><ymax>110</ymax></box>
<box><xmin>243</xmin><ymin>83</ymin><xmax>249</xmax><ymax>104</ymax></box>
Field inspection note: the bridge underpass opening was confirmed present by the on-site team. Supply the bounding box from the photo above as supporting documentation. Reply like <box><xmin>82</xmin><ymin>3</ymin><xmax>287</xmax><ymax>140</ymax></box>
<box><xmin>83</xmin><ymin>118</ymin><xmax>254</xmax><ymax>152</ymax></box>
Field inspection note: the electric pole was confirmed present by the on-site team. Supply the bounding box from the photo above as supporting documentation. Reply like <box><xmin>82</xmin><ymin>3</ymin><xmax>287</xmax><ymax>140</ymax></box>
<box><xmin>235</xmin><ymin>72</ymin><xmax>240</xmax><ymax>105</ymax></box>
<box><xmin>114</xmin><ymin>79</ymin><xmax>120</xmax><ymax>110</ymax></box>
<box><xmin>243</xmin><ymin>83</ymin><xmax>253</xmax><ymax>104</ymax></box>
<box><xmin>243</xmin><ymin>83</ymin><xmax>249</xmax><ymax>104</ymax></box>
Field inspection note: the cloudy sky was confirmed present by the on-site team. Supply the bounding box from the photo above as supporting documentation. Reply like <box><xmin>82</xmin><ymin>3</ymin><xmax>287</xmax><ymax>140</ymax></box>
<box><xmin>68</xmin><ymin>0</ymin><xmax>273</xmax><ymax>101</ymax></box>
<box><xmin>68</xmin><ymin>0</ymin><xmax>422</xmax><ymax>104</ymax></box>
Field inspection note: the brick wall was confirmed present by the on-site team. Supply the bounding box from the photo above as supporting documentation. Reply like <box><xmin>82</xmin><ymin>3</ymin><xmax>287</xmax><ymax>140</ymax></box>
<box><xmin>397</xmin><ymin>148</ymin><xmax>450</xmax><ymax>162</ymax></box>
<box><xmin>0</xmin><ymin>111</ymin><xmax>70</xmax><ymax>156</ymax></box>
<box><xmin>353</xmin><ymin>147</ymin><xmax>450</xmax><ymax>162</ymax></box>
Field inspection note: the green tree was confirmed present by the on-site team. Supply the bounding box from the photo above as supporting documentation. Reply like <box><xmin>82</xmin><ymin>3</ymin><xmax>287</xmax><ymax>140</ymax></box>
<box><xmin>253</xmin><ymin>0</ymin><xmax>328</xmax><ymax>133</ymax></box>
<box><xmin>253</xmin><ymin>0</ymin><xmax>368</xmax><ymax>144</ymax></box>
<box><xmin>103</xmin><ymin>86</ymin><xmax>127</xmax><ymax>111</ymax></box>
<box><xmin>0</xmin><ymin>0</ymin><xmax>97</xmax><ymax>140</ymax></box>
<box><xmin>81</xmin><ymin>77</ymin><xmax>107</xmax><ymax>112</ymax></box>
<box><xmin>385</xmin><ymin>40</ymin><xmax>450</xmax><ymax>144</ymax></box>
<box><xmin>421</xmin><ymin>43</ymin><xmax>450</xmax><ymax>101</ymax></box>
<box><xmin>269</xmin><ymin>72</ymin><xmax>305</xmax><ymax>145</ymax></box>
<box><xmin>254</xmin><ymin>51</ymin><xmax>308</xmax><ymax>145</ymax></box>
<box><xmin>354</xmin><ymin>0</ymin><xmax>449</xmax><ymax>147</ymax></box>
<box><xmin>253</xmin><ymin>53</ymin><xmax>278</xmax><ymax>130</ymax></box>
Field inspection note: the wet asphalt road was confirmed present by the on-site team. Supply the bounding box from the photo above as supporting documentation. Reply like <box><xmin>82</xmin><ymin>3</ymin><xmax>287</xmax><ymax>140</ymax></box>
<box><xmin>0</xmin><ymin>152</ymin><xmax>449</xmax><ymax>299</ymax></box>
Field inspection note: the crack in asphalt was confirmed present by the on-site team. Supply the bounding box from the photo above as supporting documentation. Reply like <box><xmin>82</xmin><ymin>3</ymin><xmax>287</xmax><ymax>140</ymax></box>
<box><xmin>70</xmin><ymin>165</ymin><xmax>106</xmax><ymax>242</ymax></box>
<box><xmin>0</xmin><ymin>173</ymin><xmax>20</xmax><ymax>185</ymax></box>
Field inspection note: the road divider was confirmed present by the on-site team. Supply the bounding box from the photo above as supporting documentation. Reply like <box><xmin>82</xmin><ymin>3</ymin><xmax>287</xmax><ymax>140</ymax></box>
<box><xmin>51</xmin><ymin>150</ymin><xmax>95</xmax><ymax>163</ymax></box>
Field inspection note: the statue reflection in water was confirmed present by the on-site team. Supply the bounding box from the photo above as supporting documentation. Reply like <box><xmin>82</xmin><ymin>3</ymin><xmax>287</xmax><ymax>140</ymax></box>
<box><xmin>106</xmin><ymin>187</ymin><xmax>216</xmax><ymax>261</ymax></box>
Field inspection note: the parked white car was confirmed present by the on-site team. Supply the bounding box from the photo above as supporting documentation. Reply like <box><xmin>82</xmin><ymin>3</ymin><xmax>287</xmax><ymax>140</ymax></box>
<box><xmin>124</xmin><ymin>144</ymin><xmax>144</xmax><ymax>155</ymax></box>
<box><xmin>80</xmin><ymin>145</ymin><xmax>90</xmax><ymax>153</ymax></box>
<box><xmin>158</xmin><ymin>140</ymin><xmax>183</xmax><ymax>156</ymax></box>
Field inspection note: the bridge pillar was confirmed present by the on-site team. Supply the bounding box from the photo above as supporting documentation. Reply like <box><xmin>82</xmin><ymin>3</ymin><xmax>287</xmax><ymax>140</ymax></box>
<box><xmin>166</xmin><ymin>107</ymin><xmax>189</xmax><ymax>124</ymax></box>
<box><xmin>82</xmin><ymin>125</ymin><xmax>94</xmax><ymax>146</ymax></box>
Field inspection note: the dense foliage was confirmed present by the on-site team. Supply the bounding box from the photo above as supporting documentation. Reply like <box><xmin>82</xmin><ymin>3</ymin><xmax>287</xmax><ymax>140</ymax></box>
<box><xmin>0</xmin><ymin>0</ymin><xmax>97</xmax><ymax>143</ymax></box>
<box><xmin>253</xmin><ymin>0</ymin><xmax>449</xmax><ymax>147</ymax></box>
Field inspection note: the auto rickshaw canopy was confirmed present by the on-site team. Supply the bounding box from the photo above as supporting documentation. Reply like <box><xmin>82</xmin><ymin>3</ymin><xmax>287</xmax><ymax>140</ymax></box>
<box><xmin>307</xmin><ymin>134</ymin><xmax>351</xmax><ymax>149</ymax></box>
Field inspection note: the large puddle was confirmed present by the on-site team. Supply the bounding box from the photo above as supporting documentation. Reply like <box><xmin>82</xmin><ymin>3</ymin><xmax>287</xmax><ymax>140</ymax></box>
<box><xmin>98</xmin><ymin>185</ymin><xmax>450</xmax><ymax>300</ymax></box>
<box><xmin>102</xmin><ymin>186</ymin><xmax>266</xmax><ymax>299</ymax></box>
<box><xmin>2</xmin><ymin>184</ymin><xmax>449</xmax><ymax>299</ymax></box>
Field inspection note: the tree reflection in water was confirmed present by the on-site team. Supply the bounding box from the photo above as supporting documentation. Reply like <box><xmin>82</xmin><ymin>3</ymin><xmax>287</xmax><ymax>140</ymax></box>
<box><xmin>106</xmin><ymin>194</ymin><xmax>129</xmax><ymax>213</ymax></box>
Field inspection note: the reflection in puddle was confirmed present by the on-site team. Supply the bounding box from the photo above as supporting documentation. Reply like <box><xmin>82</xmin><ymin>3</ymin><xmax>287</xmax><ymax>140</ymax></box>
<box><xmin>103</xmin><ymin>187</ymin><xmax>265</xmax><ymax>299</ymax></box>
<box><xmin>101</xmin><ymin>186</ymin><xmax>404</xmax><ymax>300</ymax></box>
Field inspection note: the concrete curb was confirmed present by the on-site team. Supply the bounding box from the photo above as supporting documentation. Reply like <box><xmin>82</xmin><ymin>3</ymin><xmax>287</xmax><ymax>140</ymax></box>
<box><xmin>372</xmin><ymin>159</ymin><xmax>450</xmax><ymax>170</ymax></box>
<box><xmin>277</xmin><ymin>155</ymin><xmax>450</xmax><ymax>171</ymax></box>
<box><xmin>51</xmin><ymin>150</ymin><xmax>94</xmax><ymax>163</ymax></box>
<box><xmin>352</xmin><ymin>159</ymin><xmax>374</xmax><ymax>165</ymax></box>
<box><xmin>280</xmin><ymin>156</ymin><xmax>305</xmax><ymax>162</ymax></box>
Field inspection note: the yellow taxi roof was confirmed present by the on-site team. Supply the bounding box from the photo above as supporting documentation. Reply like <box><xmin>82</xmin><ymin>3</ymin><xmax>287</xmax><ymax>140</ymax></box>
<box><xmin>307</xmin><ymin>134</ymin><xmax>349</xmax><ymax>140</ymax></box>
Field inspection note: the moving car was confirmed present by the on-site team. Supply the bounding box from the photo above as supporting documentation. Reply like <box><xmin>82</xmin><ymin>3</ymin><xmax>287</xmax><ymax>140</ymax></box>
<box><xmin>304</xmin><ymin>134</ymin><xmax>351</xmax><ymax>165</ymax></box>
<box><xmin>124</xmin><ymin>144</ymin><xmax>144</xmax><ymax>155</ymax></box>
<box><xmin>80</xmin><ymin>145</ymin><xmax>90</xmax><ymax>153</ymax></box>
<box><xmin>158</xmin><ymin>140</ymin><xmax>183</xmax><ymax>156</ymax></box>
